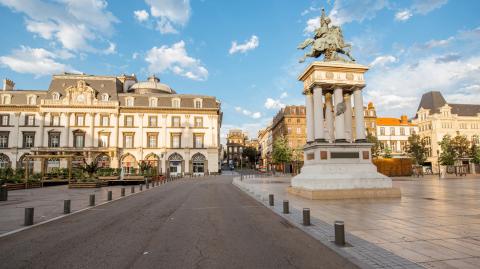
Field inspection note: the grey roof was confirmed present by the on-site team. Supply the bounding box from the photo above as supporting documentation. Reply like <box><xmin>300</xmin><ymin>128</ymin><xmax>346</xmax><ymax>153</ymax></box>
<box><xmin>417</xmin><ymin>91</ymin><xmax>480</xmax><ymax>117</ymax></box>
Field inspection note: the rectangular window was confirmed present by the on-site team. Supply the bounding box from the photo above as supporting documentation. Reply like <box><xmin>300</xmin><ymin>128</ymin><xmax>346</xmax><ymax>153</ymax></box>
<box><xmin>171</xmin><ymin>133</ymin><xmax>181</xmax><ymax>148</ymax></box>
<box><xmin>172</xmin><ymin>116</ymin><xmax>181</xmax><ymax>127</ymax></box>
<box><xmin>148</xmin><ymin>116</ymin><xmax>157</xmax><ymax>127</ymax></box>
<box><xmin>25</xmin><ymin>115</ymin><xmax>35</xmax><ymax>126</ymax></box>
<box><xmin>172</xmin><ymin>99</ymin><xmax>180</xmax><ymax>108</ymax></box>
<box><xmin>48</xmin><ymin>132</ymin><xmax>60</xmax><ymax>148</ymax></box>
<box><xmin>124</xmin><ymin>134</ymin><xmax>134</xmax><ymax>148</ymax></box>
<box><xmin>0</xmin><ymin>132</ymin><xmax>9</xmax><ymax>148</ymax></box>
<box><xmin>126</xmin><ymin>98</ymin><xmax>134</xmax><ymax>107</ymax></box>
<box><xmin>400</xmin><ymin>127</ymin><xmax>405</xmax><ymax>136</ymax></box>
<box><xmin>149</xmin><ymin>98</ymin><xmax>157</xmax><ymax>107</ymax></box>
<box><xmin>76</xmin><ymin>114</ymin><xmax>85</xmax><ymax>126</ymax></box>
<box><xmin>147</xmin><ymin>133</ymin><xmax>158</xmax><ymax>148</ymax></box>
<box><xmin>74</xmin><ymin>133</ymin><xmax>85</xmax><ymax>148</ymax></box>
<box><xmin>390</xmin><ymin>127</ymin><xmax>395</xmax><ymax>136</ymax></box>
<box><xmin>101</xmin><ymin>115</ymin><xmax>109</xmax><ymax>126</ymax></box>
<box><xmin>23</xmin><ymin>132</ymin><xmax>35</xmax><ymax>148</ymax></box>
<box><xmin>380</xmin><ymin>127</ymin><xmax>385</xmax><ymax>136</ymax></box>
<box><xmin>124</xmin><ymin>115</ymin><xmax>134</xmax><ymax>127</ymax></box>
<box><xmin>296</xmin><ymin>127</ymin><xmax>301</xmax><ymax>134</ymax></box>
<box><xmin>194</xmin><ymin>117</ymin><xmax>203</xmax><ymax>127</ymax></box>
<box><xmin>99</xmin><ymin>134</ymin><xmax>109</xmax><ymax>147</ymax></box>
<box><xmin>194</xmin><ymin>100</ymin><xmax>202</xmax><ymax>108</ymax></box>
<box><xmin>52</xmin><ymin>115</ymin><xmax>60</xmax><ymax>126</ymax></box>
<box><xmin>0</xmin><ymin>115</ymin><xmax>9</xmax><ymax>126</ymax></box>
<box><xmin>194</xmin><ymin>134</ymin><xmax>204</xmax><ymax>148</ymax></box>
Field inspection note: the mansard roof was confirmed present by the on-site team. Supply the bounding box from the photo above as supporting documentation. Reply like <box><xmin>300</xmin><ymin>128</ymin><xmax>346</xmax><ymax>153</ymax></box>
<box><xmin>417</xmin><ymin>91</ymin><xmax>480</xmax><ymax>117</ymax></box>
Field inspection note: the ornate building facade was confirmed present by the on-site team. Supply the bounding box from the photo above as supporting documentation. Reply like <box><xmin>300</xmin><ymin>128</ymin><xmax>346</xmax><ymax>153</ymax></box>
<box><xmin>0</xmin><ymin>74</ymin><xmax>222</xmax><ymax>176</ymax></box>
<box><xmin>413</xmin><ymin>91</ymin><xmax>480</xmax><ymax>172</ymax></box>
<box><xmin>226</xmin><ymin>129</ymin><xmax>247</xmax><ymax>166</ymax></box>
<box><xmin>257</xmin><ymin>126</ymin><xmax>272</xmax><ymax>170</ymax></box>
<box><xmin>376</xmin><ymin>115</ymin><xmax>418</xmax><ymax>157</ymax></box>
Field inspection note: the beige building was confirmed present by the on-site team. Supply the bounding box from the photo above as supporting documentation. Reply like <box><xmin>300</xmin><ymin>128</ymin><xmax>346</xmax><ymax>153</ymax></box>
<box><xmin>257</xmin><ymin>126</ymin><xmax>272</xmax><ymax>170</ymax></box>
<box><xmin>0</xmin><ymin>74</ymin><xmax>222</xmax><ymax>176</ymax></box>
<box><xmin>376</xmin><ymin>116</ymin><xmax>418</xmax><ymax>157</ymax></box>
<box><xmin>226</xmin><ymin>129</ymin><xmax>247</xmax><ymax>166</ymax></box>
<box><xmin>413</xmin><ymin>91</ymin><xmax>480</xmax><ymax>172</ymax></box>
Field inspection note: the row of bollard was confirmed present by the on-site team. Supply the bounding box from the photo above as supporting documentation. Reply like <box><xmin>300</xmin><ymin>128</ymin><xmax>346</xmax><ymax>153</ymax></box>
<box><xmin>23</xmin><ymin>178</ymin><xmax>181</xmax><ymax>226</ymax></box>
<box><xmin>268</xmin><ymin>194</ymin><xmax>346</xmax><ymax>246</ymax></box>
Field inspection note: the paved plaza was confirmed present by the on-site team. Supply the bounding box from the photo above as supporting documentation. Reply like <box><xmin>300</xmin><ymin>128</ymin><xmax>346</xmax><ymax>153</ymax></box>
<box><xmin>234</xmin><ymin>175</ymin><xmax>480</xmax><ymax>269</ymax></box>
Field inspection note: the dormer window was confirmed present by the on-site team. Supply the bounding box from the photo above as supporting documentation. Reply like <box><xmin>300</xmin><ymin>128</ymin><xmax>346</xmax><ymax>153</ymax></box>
<box><xmin>149</xmin><ymin>97</ymin><xmax>158</xmax><ymax>107</ymax></box>
<box><xmin>194</xmin><ymin>98</ymin><xmax>202</xmax><ymax>109</ymax></box>
<box><xmin>172</xmin><ymin>98</ymin><xmax>180</xmax><ymax>108</ymax></box>
<box><xmin>52</xmin><ymin>92</ymin><xmax>60</xmax><ymax>100</ymax></box>
<box><xmin>125</xmin><ymin>97</ymin><xmax>134</xmax><ymax>107</ymax></box>
<box><xmin>101</xmin><ymin>93</ymin><xmax>109</xmax><ymax>101</ymax></box>
<box><xmin>27</xmin><ymin>95</ymin><xmax>36</xmax><ymax>105</ymax></box>
<box><xmin>1</xmin><ymin>95</ymin><xmax>11</xmax><ymax>105</ymax></box>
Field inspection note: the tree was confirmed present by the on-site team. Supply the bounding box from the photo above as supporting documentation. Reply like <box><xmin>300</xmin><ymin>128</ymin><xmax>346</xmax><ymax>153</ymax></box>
<box><xmin>243</xmin><ymin>146</ymin><xmax>259</xmax><ymax>166</ymax></box>
<box><xmin>406</xmin><ymin>134</ymin><xmax>428</xmax><ymax>165</ymax></box>
<box><xmin>451</xmin><ymin>135</ymin><xmax>470</xmax><ymax>158</ymax></box>
<box><xmin>138</xmin><ymin>161</ymin><xmax>153</xmax><ymax>175</ymax></box>
<box><xmin>83</xmin><ymin>161</ymin><xmax>99</xmax><ymax>179</ymax></box>
<box><xmin>383</xmin><ymin>147</ymin><xmax>392</xmax><ymax>158</ymax></box>
<box><xmin>470</xmin><ymin>144</ymin><xmax>480</xmax><ymax>164</ymax></box>
<box><xmin>438</xmin><ymin>135</ymin><xmax>455</xmax><ymax>165</ymax></box>
<box><xmin>366</xmin><ymin>133</ymin><xmax>381</xmax><ymax>158</ymax></box>
<box><xmin>272</xmin><ymin>136</ymin><xmax>292</xmax><ymax>173</ymax></box>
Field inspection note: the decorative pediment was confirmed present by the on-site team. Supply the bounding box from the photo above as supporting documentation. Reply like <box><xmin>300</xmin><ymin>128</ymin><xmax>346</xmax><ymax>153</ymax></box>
<box><xmin>64</xmin><ymin>80</ymin><xmax>98</xmax><ymax>105</ymax></box>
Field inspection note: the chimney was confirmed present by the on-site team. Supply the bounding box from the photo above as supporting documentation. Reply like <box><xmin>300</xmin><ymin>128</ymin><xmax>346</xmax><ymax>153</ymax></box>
<box><xmin>400</xmin><ymin>115</ymin><xmax>408</xmax><ymax>124</ymax></box>
<box><xmin>3</xmin><ymin>78</ymin><xmax>15</xmax><ymax>91</ymax></box>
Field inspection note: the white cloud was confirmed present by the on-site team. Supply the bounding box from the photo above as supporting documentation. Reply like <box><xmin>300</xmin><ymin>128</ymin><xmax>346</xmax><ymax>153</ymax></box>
<box><xmin>235</xmin><ymin>106</ymin><xmax>262</xmax><ymax>119</ymax></box>
<box><xmin>132</xmin><ymin>52</ymin><xmax>139</xmax><ymax>59</ymax></box>
<box><xmin>143</xmin><ymin>0</ymin><xmax>191</xmax><ymax>34</ymax></box>
<box><xmin>280</xmin><ymin>92</ymin><xmax>288</xmax><ymax>99</ymax></box>
<box><xmin>424</xmin><ymin>37</ymin><xmax>454</xmax><ymax>48</ymax></box>
<box><xmin>145</xmin><ymin>40</ymin><xmax>208</xmax><ymax>81</ymax></box>
<box><xmin>264</xmin><ymin>98</ymin><xmax>286</xmax><ymax>110</ymax></box>
<box><xmin>0</xmin><ymin>46</ymin><xmax>79</xmax><ymax>77</ymax></box>
<box><xmin>394</xmin><ymin>10</ymin><xmax>412</xmax><ymax>21</ymax></box>
<box><xmin>229</xmin><ymin>35</ymin><xmax>259</xmax><ymax>55</ymax></box>
<box><xmin>369</xmin><ymin>55</ymin><xmax>397</xmax><ymax>67</ymax></box>
<box><xmin>103</xmin><ymin>42</ymin><xmax>116</xmax><ymax>55</ymax></box>
<box><xmin>0</xmin><ymin>0</ymin><xmax>118</xmax><ymax>52</ymax></box>
<box><xmin>134</xmin><ymin>9</ymin><xmax>149</xmax><ymax>22</ymax></box>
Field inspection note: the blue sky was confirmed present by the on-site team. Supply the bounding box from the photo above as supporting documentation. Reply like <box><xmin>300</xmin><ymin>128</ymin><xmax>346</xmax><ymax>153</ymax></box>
<box><xmin>0</xmin><ymin>0</ymin><xmax>479</xmax><ymax>140</ymax></box>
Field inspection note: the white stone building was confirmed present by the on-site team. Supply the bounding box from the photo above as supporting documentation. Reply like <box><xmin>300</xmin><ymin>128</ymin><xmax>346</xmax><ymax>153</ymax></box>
<box><xmin>376</xmin><ymin>116</ymin><xmax>418</xmax><ymax>157</ymax></box>
<box><xmin>0</xmin><ymin>74</ymin><xmax>222</xmax><ymax>176</ymax></box>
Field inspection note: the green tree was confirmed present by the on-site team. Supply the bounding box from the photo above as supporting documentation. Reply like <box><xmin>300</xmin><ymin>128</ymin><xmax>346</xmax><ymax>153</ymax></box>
<box><xmin>451</xmin><ymin>135</ymin><xmax>470</xmax><ymax>158</ymax></box>
<box><xmin>138</xmin><ymin>161</ymin><xmax>153</xmax><ymax>175</ymax></box>
<box><xmin>82</xmin><ymin>161</ymin><xmax>99</xmax><ymax>179</ymax></box>
<box><xmin>406</xmin><ymin>134</ymin><xmax>428</xmax><ymax>165</ymax></box>
<box><xmin>272</xmin><ymin>136</ymin><xmax>292</xmax><ymax>172</ymax></box>
<box><xmin>366</xmin><ymin>133</ymin><xmax>381</xmax><ymax>158</ymax></box>
<box><xmin>242</xmin><ymin>146</ymin><xmax>259</xmax><ymax>165</ymax></box>
<box><xmin>438</xmin><ymin>135</ymin><xmax>455</xmax><ymax>165</ymax></box>
<box><xmin>383</xmin><ymin>147</ymin><xmax>392</xmax><ymax>158</ymax></box>
<box><xmin>470</xmin><ymin>144</ymin><xmax>480</xmax><ymax>164</ymax></box>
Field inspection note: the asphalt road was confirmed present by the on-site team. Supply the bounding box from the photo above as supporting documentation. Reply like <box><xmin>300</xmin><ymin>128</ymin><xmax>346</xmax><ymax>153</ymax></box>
<box><xmin>0</xmin><ymin>175</ymin><xmax>357</xmax><ymax>269</ymax></box>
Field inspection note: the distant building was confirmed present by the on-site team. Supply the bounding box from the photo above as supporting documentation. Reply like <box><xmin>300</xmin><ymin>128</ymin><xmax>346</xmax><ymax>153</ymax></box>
<box><xmin>412</xmin><ymin>91</ymin><xmax>480</xmax><ymax>172</ymax></box>
<box><xmin>257</xmin><ymin>125</ymin><xmax>272</xmax><ymax>170</ymax></box>
<box><xmin>376</xmin><ymin>115</ymin><xmax>418</xmax><ymax>157</ymax></box>
<box><xmin>353</xmin><ymin>101</ymin><xmax>377</xmax><ymax>139</ymax></box>
<box><xmin>271</xmin><ymin>105</ymin><xmax>306</xmax><ymax>173</ymax></box>
<box><xmin>226</xmin><ymin>129</ymin><xmax>247</xmax><ymax>167</ymax></box>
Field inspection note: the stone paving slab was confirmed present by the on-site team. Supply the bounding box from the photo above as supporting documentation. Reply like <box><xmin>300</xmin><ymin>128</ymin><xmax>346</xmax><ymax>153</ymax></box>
<box><xmin>233</xmin><ymin>175</ymin><xmax>480</xmax><ymax>269</ymax></box>
<box><xmin>0</xmin><ymin>184</ymin><xmax>146</xmax><ymax>235</ymax></box>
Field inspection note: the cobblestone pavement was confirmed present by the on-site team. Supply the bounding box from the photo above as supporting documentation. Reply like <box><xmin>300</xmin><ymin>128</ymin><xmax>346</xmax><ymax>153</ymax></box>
<box><xmin>0</xmin><ymin>183</ymin><xmax>146</xmax><ymax>235</ymax></box>
<box><xmin>233</xmin><ymin>175</ymin><xmax>480</xmax><ymax>269</ymax></box>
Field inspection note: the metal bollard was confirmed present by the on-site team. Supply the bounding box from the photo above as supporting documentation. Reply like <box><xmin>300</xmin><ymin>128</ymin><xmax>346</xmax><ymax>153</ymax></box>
<box><xmin>283</xmin><ymin>200</ymin><xmax>289</xmax><ymax>214</ymax></box>
<box><xmin>334</xmin><ymin>221</ymin><xmax>345</xmax><ymax>246</ymax></box>
<box><xmin>303</xmin><ymin>208</ymin><xmax>311</xmax><ymax>226</ymax></box>
<box><xmin>89</xmin><ymin>194</ymin><xmax>95</xmax><ymax>206</ymax></box>
<box><xmin>64</xmin><ymin>200</ymin><xmax>71</xmax><ymax>214</ymax></box>
<box><xmin>140</xmin><ymin>184</ymin><xmax>143</xmax><ymax>191</ymax></box>
<box><xmin>107</xmin><ymin>191</ymin><xmax>112</xmax><ymax>201</ymax></box>
<box><xmin>131</xmin><ymin>186</ymin><xmax>135</xmax><ymax>194</ymax></box>
<box><xmin>121</xmin><ymin>188</ymin><xmax>125</xmax><ymax>197</ymax></box>
<box><xmin>0</xmin><ymin>185</ymin><xmax>7</xmax><ymax>201</ymax></box>
<box><xmin>146</xmin><ymin>182</ymin><xmax>150</xmax><ymax>189</ymax></box>
<box><xmin>269</xmin><ymin>194</ymin><xmax>274</xmax><ymax>206</ymax></box>
<box><xmin>24</xmin><ymin>207</ymin><xmax>34</xmax><ymax>226</ymax></box>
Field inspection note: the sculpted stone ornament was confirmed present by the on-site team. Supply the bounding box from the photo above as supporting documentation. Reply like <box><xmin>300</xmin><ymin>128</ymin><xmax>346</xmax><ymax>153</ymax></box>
<box><xmin>298</xmin><ymin>8</ymin><xmax>355</xmax><ymax>63</ymax></box>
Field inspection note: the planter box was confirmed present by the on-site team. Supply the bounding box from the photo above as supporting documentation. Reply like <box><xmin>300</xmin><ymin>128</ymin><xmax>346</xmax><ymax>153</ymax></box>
<box><xmin>123</xmin><ymin>175</ymin><xmax>144</xmax><ymax>180</ymax></box>
<box><xmin>69</xmin><ymin>181</ymin><xmax>108</xmax><ymax>188</ymax></box>
<box><xmin>98</xmin><ymin>176</ymin><xmax>120</xmax><ymax>181</ymax></box>
<box><xmin>5</xmin><ymin>182</ymin><xmax>42</xmax><ymax>191</ymax></box>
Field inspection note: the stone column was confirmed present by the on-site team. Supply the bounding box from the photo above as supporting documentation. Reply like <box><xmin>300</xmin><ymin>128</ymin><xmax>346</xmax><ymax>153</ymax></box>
<box><xmin>39</xmin><ymin>112</ymin><xmax>45</xmax><ymax>147</ymax></box>
<box><xmin>313</xmin><ymin>86</ymin><xmax>325</xmax><ymax>142</ymax></box>
<box><xmin>305</xmin><ymin>90</ymin><xmax>315</xmax><ymax>143</ymax></box>
<box><xmin>89</xmin><ymin>113</ymin><xmax>96</xmax><ymax>148</ymax></box>
<box><xmin>139</xmin><ymin>113</ymin><xmax>144</xmax><ymax>158</ymax></box>
<box><xmin>63</xmin><ymin>112</ymin><xmax>70</xmax><ymax>147</ymax></box>
<box><xmin>334</xmin><ymin>88</ymin><xmax>346</xmax><ymax>142</ymax></box>
<box><xmin>353</xmin><ymin>89</ymin><xmax>366</xmax><ymax>142</ymax></box>
<box><xmin>344</xmin><ymin>94</ymin><xmax>353</xmax><ymax>142</ymax></box>
<box><xmin>113</xmin><ymin>114</ymin><xmax>119</xmax><ymax>147</ymax></box>
<box><xmin>325</xmin><ymin>93</ymin><xmax>334</xmax><ymax>142</ymax></box>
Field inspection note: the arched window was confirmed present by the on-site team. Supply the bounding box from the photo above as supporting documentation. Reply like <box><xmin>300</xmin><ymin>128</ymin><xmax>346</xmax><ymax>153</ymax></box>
<box><xmin>0</xmin><ymin>153</ymin><xmax>11</xmax><ymax>169</ymax></box>
<box><xmin>149</xmin><ymin>97</ymin><xmax>158</xmax><ymax>107</ymax></box>
<box><xmin>27</xmin><ymin>95</ymin><xmax>36</xmax><ymax>105</ymax></box>
<box><xmin>101</xmin><ymin>93</ymin><xmax>109</xmax><ymax>101</ymax></box>
<box><xmin>172</xmin><ymin>98</ymin><xmax>180</xmax><ymax>108</ymax></box>
<box><xmin>52</xmin><ymin>92</ymin><xmax>60</xmax><ymax>100</ymax></box>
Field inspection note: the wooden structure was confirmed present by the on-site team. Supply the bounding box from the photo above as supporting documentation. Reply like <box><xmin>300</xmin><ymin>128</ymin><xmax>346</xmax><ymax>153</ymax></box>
<box><xmin>24</xmin><ymin>154</ymin><xmax>74</xmax><ymax>182</ymax></box>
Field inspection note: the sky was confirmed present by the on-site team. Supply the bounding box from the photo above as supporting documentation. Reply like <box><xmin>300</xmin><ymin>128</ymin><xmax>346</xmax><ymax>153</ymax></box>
<box><xmin>0</xmin><ymin>0</ymin><xmax>479</xmax><ymax>142</ymax></box>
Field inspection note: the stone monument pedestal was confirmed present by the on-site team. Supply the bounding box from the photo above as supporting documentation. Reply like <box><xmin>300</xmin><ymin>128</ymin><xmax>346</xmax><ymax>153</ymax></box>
<box><xmin>288</xmin><ymin>61</ymin><xmax>401</xmax><ymax>200</ymax></box>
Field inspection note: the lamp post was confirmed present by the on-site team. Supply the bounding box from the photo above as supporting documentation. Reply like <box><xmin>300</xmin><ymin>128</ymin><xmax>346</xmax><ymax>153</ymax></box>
<box><xmin>437</xmin><ymin>149</ymin><xmax>440</xmax><ymax>179</ymax></box>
